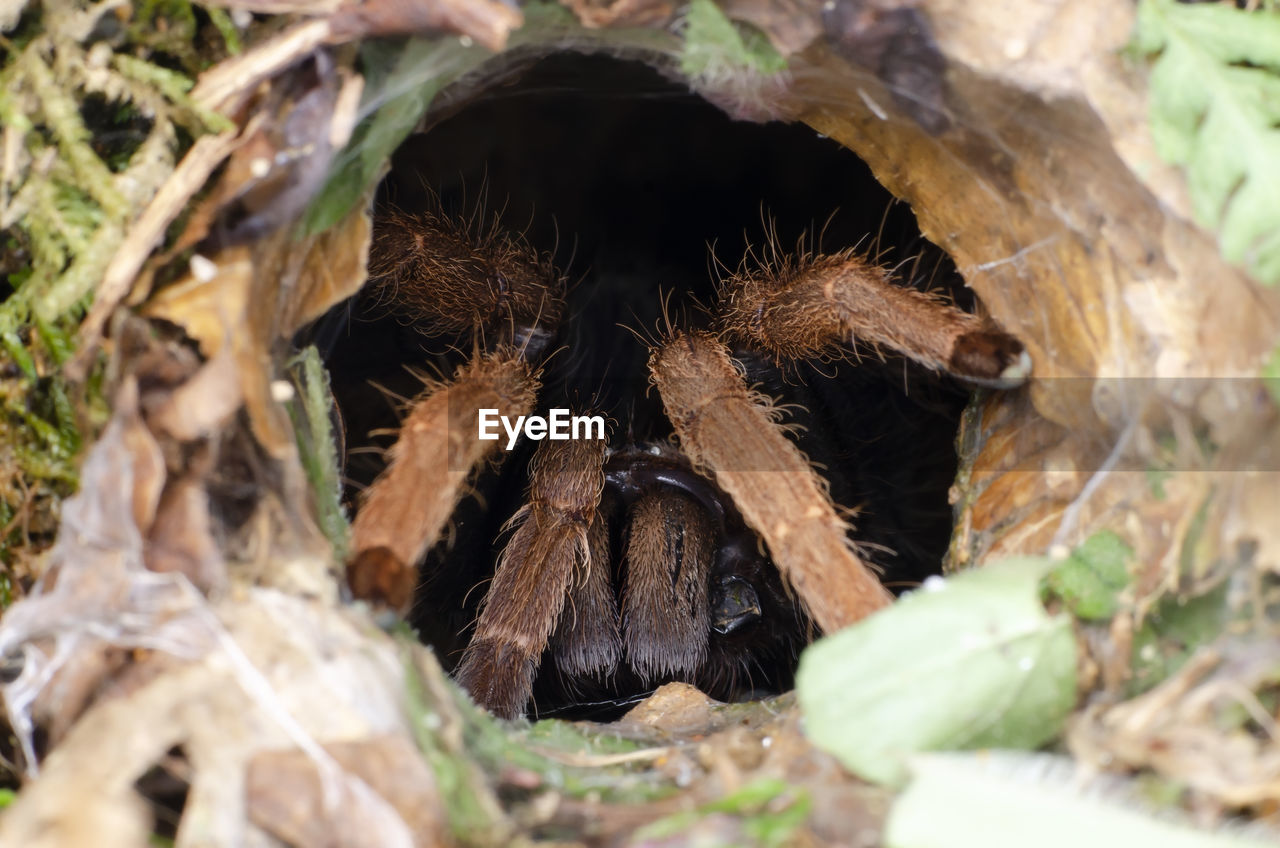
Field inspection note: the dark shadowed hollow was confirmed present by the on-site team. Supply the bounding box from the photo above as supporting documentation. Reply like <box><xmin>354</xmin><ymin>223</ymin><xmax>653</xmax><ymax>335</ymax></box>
<box><xmin>321</xmin><ymin>52</ymin><xmax>980</xmax><ymax>719</ymax></box>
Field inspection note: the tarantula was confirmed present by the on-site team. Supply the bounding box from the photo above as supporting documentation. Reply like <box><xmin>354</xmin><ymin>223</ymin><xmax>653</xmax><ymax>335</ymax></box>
<box><xmin>340</xmin><ymin>205</ymin><xmax>1030</xmax><ymax>719</ymax></box>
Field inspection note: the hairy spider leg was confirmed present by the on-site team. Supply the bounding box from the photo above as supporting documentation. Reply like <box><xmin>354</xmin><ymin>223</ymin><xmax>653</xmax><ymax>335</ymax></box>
<box><xmin>650</xmin><ymin>330</ymin><xmax>894</xmax><ymax>634</ymax></box>
<box><xmin>717</xmin><ymin>249</ymin><xmax>1032</xmax><ymax>388</ymax></box>
<box><xmin>347</xmin><ymin>207</ymin><xmax>565</xmax><ymax>611</ymax></box>
<box><xmin>456</xmin><ymin>437</ymin><xmax>607</xmax><ymax>718</ymax></box>
<box><xmin>347</xmin><ymin>352</ymin><xmax>538</xmax><ymax>610</ymax></box>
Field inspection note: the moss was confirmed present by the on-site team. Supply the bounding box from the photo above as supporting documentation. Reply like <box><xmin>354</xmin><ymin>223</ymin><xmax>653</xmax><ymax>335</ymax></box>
<box><xmin>0</xmin><ymin>316</ymin><xmax>108</xmax><ymax>599</ymax></box>
<box><xmin>0</xmin><ymin>0</ymin><xmax>234</xmax><ymax>602</ymax></box>
<box><xmin>635</xmin><ymin>777</ymin><xmax>811</xmax><ymax>847</ymax></box>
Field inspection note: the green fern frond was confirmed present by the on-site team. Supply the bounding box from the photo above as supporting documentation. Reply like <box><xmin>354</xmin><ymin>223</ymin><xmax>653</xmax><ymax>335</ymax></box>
<box><xmin>1134</xmin><ymin>0</ymin><xmax>1280</xmax><ymax>285</ymax></box>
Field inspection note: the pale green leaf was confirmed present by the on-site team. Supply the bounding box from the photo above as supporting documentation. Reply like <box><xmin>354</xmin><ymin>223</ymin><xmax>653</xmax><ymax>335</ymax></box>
<box><xmin>1043</xmin><ymin>530</ymin><xmax>1133</xmax><ymax>621</ymax></box>
<box><xmin>681</xmin><ymin>0</ymin><xmax>786</xmax><ymax>78</ymax></box>
<box><xmin>796</xmin><ymin>558</ymin><xmax>1077</xmax><ymax>787</ymax></box>
<box><xmin>886</xmin><ymin>753</ymin><xmax>1275</xmax><ymax>848</ymax></box>
<box><xmin>1134</xmin><ymin>0</ymin><xmax>1280</xmax><ymax>284</ymax></box>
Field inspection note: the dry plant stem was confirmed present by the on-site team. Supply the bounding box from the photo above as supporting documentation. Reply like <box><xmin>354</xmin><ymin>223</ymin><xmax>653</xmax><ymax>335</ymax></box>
<box><xmin>718</xmin><ymin>251</ymin><xmax>1029</xmax><ymax>386</ymax></box>
<box><xmin>552</xmin><ymin>511</ymin><xmax>623</xmax><ymax>678</ymax></box>
<box><xmin>650</xmin><ymin>331</ymin><xmax>893</xmax><ymax>633</ymax></box>
<box><xmin>456</xmin><ymin>437</ymin><xmax>607</xmax><ymax>718</ymax></box>
<box><xmin>77</xmin><ymin>130</ymin><xmax>241</xmax><ymax>368</ymax></box>
<box><xmin>622</xmin><ymin>491</ymin><xmax>713</xmax><ymax>681</ymax></box>
<box><xmin>328</xmin><ymin>0</ymin><xmax>524</xmax><ymax>52</ymax></box>
<box><xmin>347</xmin><ymin>352</ymin><xmax>537</xmax><ymax>611</ymax></box>
<box><xmin>192</xmin><ymin>18</ymin><xmax>335</xmax><ymax>113</ymax></box>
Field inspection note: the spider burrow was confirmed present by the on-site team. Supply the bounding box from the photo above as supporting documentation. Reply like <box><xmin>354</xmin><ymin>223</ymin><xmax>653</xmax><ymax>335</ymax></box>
<box><xmin>343</xmin><ymin>206</ymin><xmax>1031</xmax><ymax>719</ymax></box>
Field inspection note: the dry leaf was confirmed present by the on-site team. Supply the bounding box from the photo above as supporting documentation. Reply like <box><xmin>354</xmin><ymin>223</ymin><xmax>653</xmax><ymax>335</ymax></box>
<box><xmin>145</xmin><ymin>347</ymin><xmax>244</xmax><ymax>443</ymax></box>
<box><xmin>1068</xmin><ymin>645</ymin><xmax>1280</xmax><ymax>809</ymax></box>
<box><xmin>720</xmin><ymin>0</ymin><xmax>822</xmax><ymax>55</ymax></box>
<box><xmin>329</xmin><ymin>0</ymin><xmax>523</xmax><ymax>51</ymax></box>
<box><xmin>247</xmin><ymin>736</ymin><xmax>447</xmax><ymax>848</ymax></box>
<box><xmin>289</xmin><ymin>199</ymin><xmax>372</xmax><ymax>332</ymax></box>
<box><xmin>146</xmin><ymin>477</ymin><xmax>226</xmax><ymax>596</ymax></box>
<box><xmin>561</xmin><ymin>0</ymin><xmax>676</xmax><ymax>29</ymax></box>
<box><xmin>142</xmin><ymin>247</ymin><xmax>253</xmax><ymax>358</ymax></box>
<box><xmin>76</xmin><ymin>130</ymin><xmax>241</xmax><ymax>368</ymax></box>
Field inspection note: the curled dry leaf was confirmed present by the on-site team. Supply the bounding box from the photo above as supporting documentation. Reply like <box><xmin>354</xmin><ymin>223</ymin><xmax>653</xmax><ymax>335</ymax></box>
<box><xmin>141</xmin><ymin>211</ymin><xmax>363</xmax><ymax>460</ymax></box>
<box><xmin>820</xmin><ymin>0</ymin><xmax>949</xmax><ymax>133</ymax></box>
<box><xmin>289</xmin><ymin>194</ymin><xmax>372</xmax><ymax>331</ymax></box>
<box><xmin>1</xmin><ymin>575</ymin><xmax>437</xmax><ymax>846</ymax></box>
<box><xmin>143</xmin><ymin>247</ymin><xmax>253</xmax><ymax>358</ymax></box>
<box><xmin>561</xmin><ymin>0</ymin><xmax>677</xmax><ymax>29</ymax></box>
<box><xmin>144</xmin><ymin>346</ymin><xmax>244</xmax><ymax>443</ymax></box>
<box><xmin>145</xmin><ymin>476</ymin><xmax>226</xmax><ymax>596</ymax></box>
<box><xmin>198</xmin><ymin>0</ymin><xmax>344</xmax><ymax>13</ymax></box>
<box><xmin>0</xmin><ymin>378</ymin><xmax>202</xmax><ymax>770</ymax></box>
<box><xmin>718</xmin><ymin>0</ymin><xmax>823</xmax><ymax>55</ymax></box>
<box><xmin>1067</xmin><ymin>645</ymin><xmax>1280</xmax><ymax>809</ymax></box>
<box><xmin>329</xmin><ymin>0</ymin><xmax>524</xmax><ymax>51</ymax></box>
<box><xmin>236</xmin><ymin>203</ymin><xmax>372</xmax><ymax>456</ymax></box>
<box><xmin>247</xmin><ymin>735</ymin><xmax>447</xmax><ymax>848</ymax></box>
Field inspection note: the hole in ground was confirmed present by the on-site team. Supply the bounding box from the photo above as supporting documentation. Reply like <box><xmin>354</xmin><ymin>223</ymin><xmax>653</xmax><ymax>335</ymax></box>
<box><xmin>325</xmin><ymin>52</ymin><xmax>975</xmax><ymax>720</ymax></box>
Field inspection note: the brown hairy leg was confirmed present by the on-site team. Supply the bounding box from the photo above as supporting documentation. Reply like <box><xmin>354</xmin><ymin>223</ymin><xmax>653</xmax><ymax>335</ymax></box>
<box><xmin>347</xmin><ymin>206</ymin><xmax>565</xmax><ymax>610</ymax></box>
<box><xmin>649</xmin><ymin>330</ymin><xmax>893</xmax><ymax>634</ymax></box>
<box><xmin>456</xmin><ymin>436</ymin><xmax>607</xmax><ymax>718</ymax></box>
<box><xmin>551</xmin><ymin>510</ymin><xmax>622</xmax><ymax>678</ymax></box>
<box><xmin>716</xmin><ymin>249</ymin><xmax>1031</xmax><ymax>387</ymax></box>
<box><xmin>368</xmin><ymin>208</ymin><xmax>565</xmax><ymax>342</ymax></box>
<box><xmin>347</xmin><ymin>352</ymin><xmax>538</xmax><ymax>610</ymax></box>
<box><xmin>621</xmin><ymin>490</ymin><xmax>713</xmax><ymax>681</ymax></box>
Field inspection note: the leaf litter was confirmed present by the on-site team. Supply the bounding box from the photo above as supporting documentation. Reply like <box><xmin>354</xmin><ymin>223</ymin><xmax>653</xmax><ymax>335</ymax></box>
<box><xmin>3</xmin><ymin>0</ymin><xmax>1280</xmax><ymax>844</ymax></box>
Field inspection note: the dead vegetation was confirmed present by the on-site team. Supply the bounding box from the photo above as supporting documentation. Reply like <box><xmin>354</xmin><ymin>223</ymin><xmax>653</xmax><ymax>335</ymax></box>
<box><xmin>0</xmin><ymin>0</ymin><xmax>1279</xmax><ymax>845</ymax></box>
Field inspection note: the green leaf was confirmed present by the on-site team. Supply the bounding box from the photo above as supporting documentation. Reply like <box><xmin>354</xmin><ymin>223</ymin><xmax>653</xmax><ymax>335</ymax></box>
<box><xmin>301</xmin><ymin>38</ymin><xmax>483</xmax><ymax>236</ymax></box>
<box><xmin>286</xmin><ymin>346</ymin><xmax>349</xmax><ymax>560</ymax></box>
<box><xmin>2</xmin><ymin>331</ymin><xmax>37</xmax><ymax>381</ymax></box>
<box><xmin>1129</xmin><ymin>582</ymin><xmax>1229</xmax><ymax>696</ymax></box>
<box><xmin>796</xmin><ymin>558</ymin><xmax>1077</xmax><ymax>787</ymax></box>
<box><xmin>680</xmin><ymin>0</ymin><xmax>786</xmax><ymax>78</ymax></box>
<box><xmin>1134</xmin><ymin>0</ymin><xmax>1280</xmax><ymax>284</ymax></box>
<box><xmin>1043</xmin><ymin>530</ymin><xmax>1133</xmax><ymax>620</ymax></box>
<box><xmin>205</xmin><ymin>7</ymin><xmax>243</xmax><ymax>55</ymax></box>
<box><xmin>885</xmin><ymin>753</ymin><xmax>1275</xmax><ymax>848</ymax></box>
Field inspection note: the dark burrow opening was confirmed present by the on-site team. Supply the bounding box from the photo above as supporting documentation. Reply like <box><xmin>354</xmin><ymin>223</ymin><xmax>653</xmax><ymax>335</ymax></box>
<box><xmin>322</xmin><ymin>52</ymin><xmax>977</xmax><ymax>719</ymax></box>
